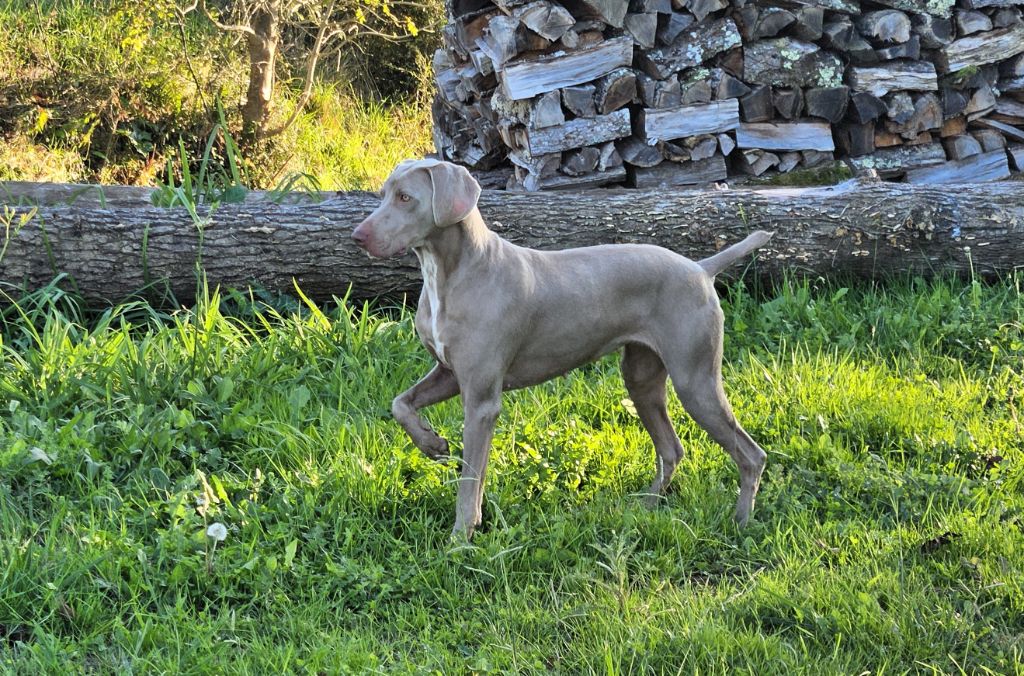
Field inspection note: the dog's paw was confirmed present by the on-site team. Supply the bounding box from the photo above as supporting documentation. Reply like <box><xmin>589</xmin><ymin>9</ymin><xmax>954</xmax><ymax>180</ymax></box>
<box><xmin>419</xmin><ymin>435</ymin><xmax>450</xmax><ymax>462</ymax></box>
<box><xmin>449</xmin><ymin>522</ymin><xmax>476</xmax><ymax>546</ymax></box>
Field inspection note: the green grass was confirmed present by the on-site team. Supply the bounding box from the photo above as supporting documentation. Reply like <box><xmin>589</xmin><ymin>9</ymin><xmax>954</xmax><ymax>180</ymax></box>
<box><xmin>1</xmin><ymin>276</ymin><xmax>1022</xmax><ymax>673</ymax></box>
<box><xmin>278</xmin><ymin>84</ymin><xmax>435</xmax><ymax>191</ymax></box>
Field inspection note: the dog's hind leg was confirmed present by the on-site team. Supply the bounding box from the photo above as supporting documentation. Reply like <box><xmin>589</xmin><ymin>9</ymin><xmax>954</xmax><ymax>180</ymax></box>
<box><xmin>621</xmin><ymin>343</ymin><xmax>685</xmax><ymax>506</ymax></box>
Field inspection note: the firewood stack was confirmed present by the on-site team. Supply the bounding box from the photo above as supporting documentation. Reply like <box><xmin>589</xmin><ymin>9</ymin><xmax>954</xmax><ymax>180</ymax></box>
<box><xmin>431</xmin><ymin>0</ymin><xmax>1024</xmax><ymax>190</ymax></box>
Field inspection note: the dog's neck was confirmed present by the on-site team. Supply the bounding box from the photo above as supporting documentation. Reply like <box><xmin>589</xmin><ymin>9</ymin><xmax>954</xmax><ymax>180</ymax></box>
<box><xmin>415</xmin><ymin>208</ymin><xmax>496</xmax><ymax>279</ymax></box>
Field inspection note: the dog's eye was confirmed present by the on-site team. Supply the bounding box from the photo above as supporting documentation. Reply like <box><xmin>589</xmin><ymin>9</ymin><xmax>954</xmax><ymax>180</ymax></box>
<box><xmin>399</xmin><ymin>192</ymin><xmax>411</xmax><ymax>202</ymax></box>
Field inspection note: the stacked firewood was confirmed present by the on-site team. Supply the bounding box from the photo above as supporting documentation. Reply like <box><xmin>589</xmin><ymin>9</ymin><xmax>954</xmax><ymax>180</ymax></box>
<box><xmin>431</xmin><ymin>0</ymin><xmax>1024</xmax><ymax>190</ymax></box>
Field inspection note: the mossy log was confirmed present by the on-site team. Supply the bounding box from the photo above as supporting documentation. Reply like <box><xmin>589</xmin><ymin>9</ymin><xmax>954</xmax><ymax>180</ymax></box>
<box><xmin>0</xmin><ymin>179</ymin><xmax>1022</xmax><ymax>305</ymax></box>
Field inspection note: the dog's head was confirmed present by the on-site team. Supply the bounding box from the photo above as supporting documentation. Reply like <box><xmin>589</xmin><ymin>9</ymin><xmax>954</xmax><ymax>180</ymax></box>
<box><xmin>351</xmin><ymin>159</ymin><xmax>481</xmax><ymax>258</ymax></box>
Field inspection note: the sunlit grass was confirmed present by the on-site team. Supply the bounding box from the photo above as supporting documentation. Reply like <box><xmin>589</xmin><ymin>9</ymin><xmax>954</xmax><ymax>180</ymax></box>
<box><xmin>1</xmin><ymin>276</ymin><xmax>1022</xmax><ymax>672</ymax></box>
<box><xmin>283</xmin><ymin>84</ymin><xmax>434</xmax><ymax>191</ymax></box>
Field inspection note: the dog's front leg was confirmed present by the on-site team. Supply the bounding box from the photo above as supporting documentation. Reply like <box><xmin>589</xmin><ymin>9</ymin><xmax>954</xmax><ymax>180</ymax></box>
<box><xmin>451</xmin><ymin>379</ymin><xmax>502</xmax><ymax>540</ymax></box>
<box><xmin>392</xmin><ymin>364</ymin><xmax>460</xmax><ymax>460</ymax></box>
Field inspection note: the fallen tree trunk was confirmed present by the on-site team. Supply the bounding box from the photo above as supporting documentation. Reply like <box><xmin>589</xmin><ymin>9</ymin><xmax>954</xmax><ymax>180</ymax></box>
<box><xmin>1</xmin><ymin>179</ymin><xmax>1022</xmax><ymax>304</ymax></box>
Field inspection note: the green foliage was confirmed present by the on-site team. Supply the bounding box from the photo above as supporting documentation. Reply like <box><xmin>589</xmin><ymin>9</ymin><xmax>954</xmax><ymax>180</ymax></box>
<box><xmin>0</xmin><ymin>0</ymin><xmax>233</xmax><ymax>182</ymax></box>
<box><xmin>1</xmin><ymin>276</ymin><xmax>1022</xmax><ymax>672</ymax></box>
<box><xmin>333</xmin><ymin>1</ymin><xmax>445</xmax><ymax>99</ymax></box>
<box><xmin>0</xmin><ymin>1</ymin><xmax>439</xmax><ymax>187</ymax></box>
<box><xmin>151</xmin><ymin>102</ymin><xmax>248</xmax><ymax>214</ymax></box>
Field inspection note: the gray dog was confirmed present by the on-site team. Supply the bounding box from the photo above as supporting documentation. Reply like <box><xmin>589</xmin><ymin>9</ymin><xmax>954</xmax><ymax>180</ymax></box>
<box><xmin>353</xmin><ymin>159</ymin><xmax>772</xmax><ymax>539</ymax></box>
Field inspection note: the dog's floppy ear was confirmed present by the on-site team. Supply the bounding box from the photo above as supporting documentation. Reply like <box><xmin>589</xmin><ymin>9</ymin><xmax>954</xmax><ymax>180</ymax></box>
<box><xmin>426</xmin><ymin>162</ymin><xmax>481</xmax><ymax>227</ymax></box>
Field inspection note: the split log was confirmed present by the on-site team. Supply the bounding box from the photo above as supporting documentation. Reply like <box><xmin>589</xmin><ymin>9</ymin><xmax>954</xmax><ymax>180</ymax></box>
<box><xmin>1009</xmin><ymin>144</ymin><xmax>1024</xmax><ymax>171</ymax></box>
<box><xmin>717</xmin><ymin>133</ymin><xmax>736</xmax><ymax>155</ymax></box>
<box><xmin>751</xmin><ymin>7</ymin><xmax>795</xmax><ymax>39</ymax></box>
<box><xmin>773</xmin><ymin>89</ymin><xmax>804</xmax><ymax>120</ymax></box>
<box><xmin>847</xmin><ymin>142</ymin><xmax>946</xmax><ymax>176</ymax></box>
<box><xmin>637</xmin><ymin>17</ymin><xmax>741</xmax><ymax>79</ymax></box>
<box><xmin>523</xmin><ymin>108</ymin><xmax>631</xmax><ymax>155</ymax></box>
<box><xmin>876</xmin><ymin>35</ymin><xmax>919</xmax><ymax>61</ymax></box>
<box><xmin>994</xmin><ymin>96</ymin><xmax>1024</xmax><ymax>123</ymax></box>
<box><xmin>791</xmin><ymin>7</ymin><xmax>825</xmax><ymax>41</ymax></box>
<box><xmin>627</xmin><ymin>156</ymin><xmax>728</xmax><ymax>187</ymax></box>
<box><xmin>836</xmin><ymin>121</ymin><xmax>876</xmax><ymax>156</ymax></box>
<box><xmin>656</xmin><ymin>11</ymin><xmax>695</xmax><ymax>45</ymax></box>
<box><xmin>992</xmin><ymin>7</ymin><xmax>1023</xmax><ymax>28</ymax></box>
<box><xmin>564</xmin><ymin>0</ymin><xmax>627</xmax><ymax>28</ymax></box>
<box><xmin>856</xmin><ymin>10</ymin><xmax>911</xmax><ymax>43</ymax></box>
<box><xmin>679</xmin><ymin>73</ymin><xmax>713</xmax><ymax>104</ymax></box>
<box><xmin>561</xmin><ymin>85</ymin><xmax>597</xmax><ymax>117</ymax></box>
<box><xmin>802</xmin><ymin>86</ymin><xmax>851</xmax><ymax>122</ymax></box>
<box><xmin>872</xmin><ymin>0</ymin><xmax>954</xmax><ymax>17</ymax></box>
<box><xmin>848</xmin><ymin>92</ymin><xmax>889</xmax><ymax>123</ymax></box>
<box><xmin>638</xmin><ymin>99</ymin><xmax>740</xmax><ymax>142</ymax></box>
<box><xmin>3</xmin><ymin>179</ymin><xmax>1024</xmax><ymax>304</ymax></box>
<box><xmin>966</xmin><ymin>84</ymin><xmax>997</xmax><ymax>120</ymax></box>
<box><xmin>498</xmin><ymin>35</ymin><xmax>633</xmax><ymax>99</ymax></box>
<box><xmin>594</xmin><ymin>68</ymin><xmax>637</xmax><ymax>115</ymax></box>
<box><xmin>514</xmin><ymin>1</ymin><xmax>575</xmax><ymax>41</ymax></box>
<box><xmin>912</xmin><ymin>14</ymin><xmax>954</xmax><ymax>48</ymax></box>
<box><xmin>943</xmin><ymin>134</ymin><xmax>983</xmax><ymax>159</ymax></box>
<box><xmin>624</xmin><ymin>12</ymin><xmax>658</xmax><ymax>48</ymax></box>
<box><xmin>847</xmin><ymin>62</ymin><xmax>938</xmax><ymax>97</ymax></box>
<box><xmin>955</xmin><ymin>9</ymin><xmax>993</xmax><ymax>36</ymax></box>
<box><xmin>973</xmin><ymin>118</ymin><xmax>1024</xmax><ymax>143</ymax></box>
<box><xmin>561</xmin><ymin>147</ymin><xmax>601</xmax><ymax>176</ymax></box>
<box><xmin>905</xmin><ymin>149</ymin><xmax>1011</xmax><ymax>183</ymax></box>
<box><xmin>937</xmin><ymin>24</ymin><xmax>1024</xmax><ymax>73</ymax></box>
<box><xmin>687</xmin><ymin>136</ymin><xmax>720</xmax><ymax>162</ymax></box>
<box><xmin>744</xmin><ymin>39</ymin><xmax>845</xmax><ymax>88</ymax></box>
<box><xmin>597</xmin><ymin>142</ymin><xmax>622</xmax><ymax>171</ymax></box>
<box><xmin>802</xmin><ymin>151</ymin><xmax>836</xmax><ymax>168</ymax></box>
<box><xmin>617</xmin><ymin>137</ymin><xmax>663</xmax><ymax>167</ymax></box>
<box><xmin>640</xmin><ymin>74</ymin><xmax>682</xmax><ymax>108</ymax></box>
<box><xmin>972</xmin><ymin>128</ymin><xmax>1006</xmax><ymax>151</ymax></box>
<box><xmin>687</xmin><ymin>0</ymin><xmax>728</xmax><ymax>22</ymax></box>
<box><xmin>735</xmin><ymin>121</ymin><xmax>836</xmax><ymax>152</ymax></box>
<box><xmin>874</xmin><ymin>128</ymin><xmax>904</xmax><ymax>147</ymax></box>
<box><xmin>740</xmin><ymin>85</ymin><xmax>774</xmax><ymax>123</ymax></box>
<box><xmin>520</xmin><ymin>165</ymin><xmax>627</xmax><ymax>191</ymax></box>
<box><xmin>942</xmin><ymin>88</ymin><xmax>970</xmax><ymax>118</ymax></box>
<box><xmin>778</xmin><ymin>152</ymin><xmax>801</xmax><ymax>172</ymax></box>
<box><xmin>716</xmin><ymin>73</ymin><xmax>751</xmax><ymax>100</ymax></box>
<box><xmin>734</xmin><ymin>149</ymin><xmax>780</xmax><ymax>175</ymax></box>
<box><xmin>529</xmin><ymin>90</ymin><xmax>565</xmax><ymax>128</ymax></box>
<box><xmin>888</xmin><ymin>93</ymin><xmax>943</xmax><ymax>136</ymax></box>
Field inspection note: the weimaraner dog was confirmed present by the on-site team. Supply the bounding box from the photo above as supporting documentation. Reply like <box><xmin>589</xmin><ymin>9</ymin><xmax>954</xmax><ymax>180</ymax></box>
<box><xmin>352</xmin><ymin>159</ymin><xmax>772</xmax><ymax>540</ymax></box>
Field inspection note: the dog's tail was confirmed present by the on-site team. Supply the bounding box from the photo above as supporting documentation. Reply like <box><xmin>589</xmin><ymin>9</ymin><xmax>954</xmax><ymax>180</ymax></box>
<box><xmin>698</xmin><ymin>230</ymin><xmax>774</xmax><ymax>277</ymax></box>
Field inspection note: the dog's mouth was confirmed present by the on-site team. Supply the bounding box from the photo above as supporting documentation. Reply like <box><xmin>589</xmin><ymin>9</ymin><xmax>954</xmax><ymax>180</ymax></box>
<box><xmin>361</xmin><ymin>240</ymin><xmax>408</xmax><ymax>259</ymax></box>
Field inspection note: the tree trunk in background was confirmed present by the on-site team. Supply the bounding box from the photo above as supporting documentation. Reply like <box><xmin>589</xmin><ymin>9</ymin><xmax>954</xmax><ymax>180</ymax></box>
<box><xmin>0</xmin><ymin>179</ymin><xmax>1022</xmax><ymax>305</ymax></box>
<box><xmin>241</xmin><ymin>7</ymin><xmax>279</xmax><ymax>141</ymax></box>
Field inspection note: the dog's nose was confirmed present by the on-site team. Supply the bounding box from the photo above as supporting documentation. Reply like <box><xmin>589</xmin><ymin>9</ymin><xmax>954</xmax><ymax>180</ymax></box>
<box><xmin>351</xmin><ymin>227</ymin><xmax>369</xmax><ymax>248</ymax></box>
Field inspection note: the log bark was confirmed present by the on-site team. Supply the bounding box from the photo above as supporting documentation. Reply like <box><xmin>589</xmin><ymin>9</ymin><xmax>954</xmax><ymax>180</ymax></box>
<box><xmin>2</xmin><ymin>180</ymin><xmax>1023</xmax><ymax>305</ymax></box>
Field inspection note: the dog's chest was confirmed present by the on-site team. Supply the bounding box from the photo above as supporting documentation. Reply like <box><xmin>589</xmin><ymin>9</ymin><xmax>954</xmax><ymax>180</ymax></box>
<box><xmin>414</xmin><ymin>249</ymin><xmax>449</xmax><ymax>366</ymax></box>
